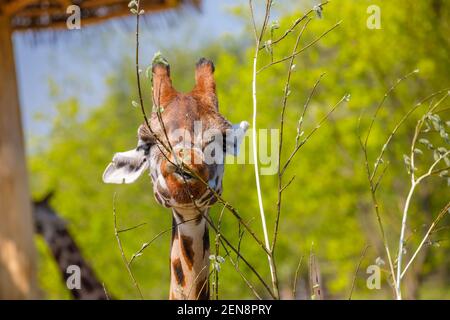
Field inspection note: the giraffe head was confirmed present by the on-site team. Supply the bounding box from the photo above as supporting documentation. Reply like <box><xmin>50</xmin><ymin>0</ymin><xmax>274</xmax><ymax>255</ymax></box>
<box><xmin>103</xmin><ymin>58</ymin><xmax>248</xmax><ymax>214</ymax></box>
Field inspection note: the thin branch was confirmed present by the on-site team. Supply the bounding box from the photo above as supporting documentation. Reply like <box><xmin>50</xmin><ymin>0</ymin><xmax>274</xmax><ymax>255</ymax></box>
<box><xmin>296</xmin><ymin>73</ymin><xmax>326</xmax><ymax>147</ymax></box>
<box><xmin>395</xmin><ymin>148</ymin><xmax>450</xmax><ymax>298</ymax></box>
<box><xmin>259</xmin><ymin>1</ymin><xmax>330</xmax><ymax>51</ymax></box>
<box><xmin>213</xmin><ymin>206</ymin><xmax>226</xmax><ymax>300</ymax></box>
<box><xmin>359</xmin><ymin>73</ymin><xmax>429</xmax><ymax>297</ymax></box>
<box><xmin>400</xmin><ymin>202</ymin><xmax>450</xmax><ymax>279</ymax></box>
<box><xmin>364</xmin><ymin>70</ymin><xmax>419</xmax><ymax>152</ymax></box>
<box><xmin>118</xmin><ymin>222</ymin><xmax>147</xmax><ymax>233</ymax></box>
<box><xmin>220</xmin><ymin>238</ymin><xmax>263</xmax><ymax>300</ymax></box>
<box><xmin>112</xmin><ymin>193</ymin><xmax>143</xmax><ymax>299</ymax></box>
<box><xmin>282</xmin><ymin>94</ymin><xmax>349</xmax><ymax>176</ymax></box>
<box><xmin>128</xmin><ymin>216</ymin><xmax>199</xmax><ymax>266</ymax></box>
<box><xmin>280</xmin><ymin>175</ymin><xmax>296</xmax><ymax>193</ymax></box>
<box><xmin>249</xmin><ymin>0</ymin><xmax>279</xmax><ymax>299</ymax></box>
<box><xmin>272</xmin><ymin>21</ymin><xmax>310</xmax><ymax>255</ymax></box>
<box><xmin>371</xmin><ymin>89</ymin><xmax>450</xmax><ymax>181</ymax></box>
<box><xmin>257</xmin><ymin>21</ymin><xmax>342</xmax><ymax>74</ymax></box>
<box><xmin>348</xmin><ymin>245</ymin><xmax>370</xmax><ymax>300</ymax></box>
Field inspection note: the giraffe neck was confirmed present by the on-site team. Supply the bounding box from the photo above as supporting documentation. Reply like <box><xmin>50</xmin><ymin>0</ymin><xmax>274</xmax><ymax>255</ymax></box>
<box><xmin>34</xmin><ymin>203</ymin><xmax>108</xmax><ymax>300</ymax></box>
<box><xmin>169</xmin><ymin>208</ymin><xmax>210</xmax><ymax>300</ymax></box>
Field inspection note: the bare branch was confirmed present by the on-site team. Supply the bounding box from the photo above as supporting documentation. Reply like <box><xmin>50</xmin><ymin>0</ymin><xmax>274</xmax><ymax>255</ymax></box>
<box><xmin>348</xmin><ymin>245</ymin><xmax>370</xmax><ymax>300</ymax></box>
<box><xmin>257</xmin><ymin>21</ymin><xmax>342</xmax><ymax>74</ymax></box>
<box><xmin>112</xmin><ymin>193</ymin><xmax>143</xmax><ymax>299</ymax></box>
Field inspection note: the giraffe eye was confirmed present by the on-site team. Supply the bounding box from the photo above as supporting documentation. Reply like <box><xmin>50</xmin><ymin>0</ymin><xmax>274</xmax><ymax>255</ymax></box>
<box><xmin>175</xmin><ymin>167</ymin><xmax>195</xmax><ymax>180</ymax></box>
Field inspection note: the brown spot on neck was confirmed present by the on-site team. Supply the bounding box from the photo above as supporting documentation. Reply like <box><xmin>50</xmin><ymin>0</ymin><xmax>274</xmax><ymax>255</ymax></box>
<box><xmin>180</xmin><ymin>235</ymin><xmax>195</xmax><ymax>270</ymax></box>
<box><xmin>172</xmin><ymin>258</ymin><xmax>185</xmax><ymax>286</ymax></box>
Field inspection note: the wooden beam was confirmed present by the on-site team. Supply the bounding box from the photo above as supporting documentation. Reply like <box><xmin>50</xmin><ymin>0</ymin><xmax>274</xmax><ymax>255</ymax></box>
<box><xmin>15</xmin><ymin>7</ymin><xmax>63</xmax><ymax>18</ymax></box>
<box><xmin>0</xmin><ymin>14</ymin><xmax>37</xmax><ymax>299</ymax></box>
<box><xmin>56</xmin><ymin>0</ymin><xmax>72</xmax><ymax>9</ymax></box>
<box><xmin>12</xmin><ymin>1</ymin><xmax>182</xmax><ymax>31</ymax></box>
<box><xmin>2</xmin><ymin>0</ymin><xmax>39</xmax><ymax>17</ymax></box>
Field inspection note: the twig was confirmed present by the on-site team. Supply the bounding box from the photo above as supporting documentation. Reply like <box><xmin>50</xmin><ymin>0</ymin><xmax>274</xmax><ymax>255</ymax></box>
<box><xmin>112</xmin><ymin>193</ymin><xmax>143</xmax><ymax>299</ymax></box>
<box><xmin>219</xmin><ymin>237</ymin><xmax>263</xmax><ymax>300</ymax></box>
<box><xmin>280</xmin><ymin>175</ymin><xmax>296</xmax><ymax>193</ymax></box>
<box><xmin>118</xmin><ymin>222</ymin><xmax>147</xmax><ymax>233</ymax></box>
<box><xmin>249</xmin><ymin>0</ymin><xmax>279</xmax><ymax>299</ymax></box>
<box><xmin>348</xmin><ymin>245</ymin><xmax>370</xmax><ymax>300</ymax></box>
<box><xmin>394</xmin><ymin>91</ymin><xmax>449</xmax><ymax>299</ymax></box>
<box><xmin>364</xmin><ymin>70</ymin><xmax>419</xmax><ymax>152</ymax></box>
<box><xmin>282</xmin><ymin>94</ymin><xmax>349</xmax><ymax>176</ymax></box>
<box><xmin>296</xmin><ymin>73</ymin><xmax>326</xmax><ymax>147</ymax></box>
<box><xmin>272</xmin><ymin>20</ymin><xmax>311</xmax><ymax>255</ymax></box>
<box><xmin>359</xmin><ymin>72</ymin><xmax>423</xmax><ymax>297</ymax></box>
<box><xmin>259</xmin><ymin>1</ymin><xmax>330</xmax><ymax>51</ymax></box>
<box><xmin>213</xmin><ymin>206</ymin><xmax>226</xmax><ymax>300</ymax></box>
<box><xmin>257</xmin><ymin>21</ymin><xmax>342</xmax><ymax>74</ymax></box>
<box><xmin>395</xmin><ymin>150</ymin><xmax>450</xmax><ymax>299</ymax></box>
<box><xmin>134</xmin><ymin>0</ymin><xmax>150</xmax><ymax>131</ymax></box>
<box><xmin>128</xmin><ymin>216</ymin><xmax>199</xmax><ymax>266</ymax></box>
<box><xmin>400</xmin><ymin>202</ymin><xmax>450</xmax><ymax>279</ymax></box>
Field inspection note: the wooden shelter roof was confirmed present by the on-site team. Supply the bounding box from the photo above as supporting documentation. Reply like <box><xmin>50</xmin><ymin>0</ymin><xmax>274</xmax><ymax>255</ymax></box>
<box><xmin>0</xmin><ymin>0</ymin><xmax>199</xmax><ymax>31</ymax></box>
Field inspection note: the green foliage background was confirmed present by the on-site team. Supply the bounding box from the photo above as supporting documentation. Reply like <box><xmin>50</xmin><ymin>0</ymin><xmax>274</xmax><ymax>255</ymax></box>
<box><xmin>29</xmin><ymin>0</ymin><xmax>449</xmax><ymax>299</ymax></box>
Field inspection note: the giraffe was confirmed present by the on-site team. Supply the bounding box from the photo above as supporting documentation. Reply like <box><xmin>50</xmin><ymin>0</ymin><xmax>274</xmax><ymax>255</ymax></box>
<box><xmin>103</xmin><ymin>57</ymin><xmax>248</xmax><ymax>300</ymax></box>
<box><xmin>33</xmin><ymin>193</ymin><xmax>109</xmax><ymax>300</ymax></box>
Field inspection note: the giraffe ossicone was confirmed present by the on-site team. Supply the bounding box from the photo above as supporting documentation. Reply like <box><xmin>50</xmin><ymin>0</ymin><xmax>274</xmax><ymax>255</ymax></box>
<box><xmin>103</xmin><ymin>57</ymin><xmax>248</xmax><ymax>300</ymax></box>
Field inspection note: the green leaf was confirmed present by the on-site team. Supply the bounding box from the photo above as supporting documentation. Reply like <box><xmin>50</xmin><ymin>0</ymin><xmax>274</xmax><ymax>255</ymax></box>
<box><xmin>444</xmin><ymin>156</ymin><xmax>450</xmax><ymax>166</ymax></box>
<box><xmin>433</xmin><ymin>150</ymin><xmax>440</xmax><ymax>161</ymax></box>
<box><xmin>403</xmin><ymin>154</ymin><xmax>410</xmax><ymax>165</ymax></box>
<box><xmin>264</xmin><ymin>40</ymin><xmax>272</xmax><ymax>54</ymax></box>
<box><xmin>428</xmin><ymin>114</ymin><xmax>442</xmax><ymax>131</ymax></box>
<box><xmin>270</xmin><ymin>20</ymin><xmax>280</xmax><ymax>31</ymax></box>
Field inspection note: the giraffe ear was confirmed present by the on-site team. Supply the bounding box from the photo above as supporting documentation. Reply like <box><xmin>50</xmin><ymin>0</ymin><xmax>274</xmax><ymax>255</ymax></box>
<box><xmin>224</xmin><ymin>121</ymin><xmax>249</xmax><ymax>156</ymax></box>
<box><xmin>102</xmin><ymin>144</ymin><xmax>150</xmax><ymax>184</ymax></box>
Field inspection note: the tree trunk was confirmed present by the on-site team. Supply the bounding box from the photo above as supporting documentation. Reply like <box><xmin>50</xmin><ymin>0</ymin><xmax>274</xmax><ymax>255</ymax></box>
<box><xmin>0</xmin><ymin>14</ymin><xmax>37</xmax><ymax>299</ymax></box>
